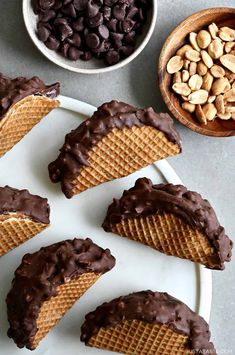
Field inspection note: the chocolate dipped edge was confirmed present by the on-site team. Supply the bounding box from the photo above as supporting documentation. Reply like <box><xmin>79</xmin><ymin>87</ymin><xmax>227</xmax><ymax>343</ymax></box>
<box><xmin>0</xmin><ymin>186</ymin><xmax>50</xmax><ymax>224</ymax></box>
<box><xmin>0</xmin><ymin>73</ymin><xmax>60</xmax><ymax>120</ymax></box>
<box><xmin>6</xmin><ymin>237</ymin><xmax>116</xmax><ymax>349</ymax></box>
<box><xmin>102</xmin><ymin>178</ymin><xmax>233</xmax><ymax>270</ymax></box>
<box><xmin>48</xmin><ymin>100</ymin><xmax>181</xmax><ymax>198</ymax></box>
<box><xmin>81</xmin><ymin>290</ymin><xmax>217</xmax><ymax>355</ymax></box>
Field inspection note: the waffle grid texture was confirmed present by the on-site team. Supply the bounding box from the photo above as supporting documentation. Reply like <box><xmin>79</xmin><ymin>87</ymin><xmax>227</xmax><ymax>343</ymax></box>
<box><xmin>88</xmin><ymin>319</ymin><xmax>193</xmax><ymax>355</ymax></box>
<box><xmin>0</xmin><ymin>213</ymin><xmax>48</xmax><ymax>256</ymax></box>
<box><xmin>0</xmin><ymin>95</ymin><xmax>59</xmax><ymax>157</ymax></box>
<box><xmin>110</xmin><ymin>212</ymin><xmax>216</xmax><ymax>268</ymax></box>
<box><xmin>71</xmin><ymin>126</ymin><xmax>180</xmax><ymax>196</ymax></box>
<box><xmin>31</xmin><ymin>272</ymin><xmax>101</xmax><ymax>349</ymax></box>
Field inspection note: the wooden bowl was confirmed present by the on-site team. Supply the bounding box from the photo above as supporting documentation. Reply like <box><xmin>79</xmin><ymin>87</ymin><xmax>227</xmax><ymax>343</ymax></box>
<box><xmin>158</xmin><ymin>8</ymin><xmax>235</xmax><ymax>137</ymax></box>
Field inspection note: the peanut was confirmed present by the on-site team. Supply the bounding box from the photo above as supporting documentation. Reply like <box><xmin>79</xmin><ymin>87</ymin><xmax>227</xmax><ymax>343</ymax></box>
<box><xmin>218</xmin><ymin>27</ymin><xmax>235</xmax><ymax>42</ymax></box>
<box><xmin>197</xmin><ymin>61</ymin><xmax>208</xmax><ymax>76</ymax></box>
<box><xmin>195</xmin><ymin>104</ymin><xmax>207</xmax><ymax>124</ymax></box>
<box><xmin>172</xmin><ymin>83</ymin><xmax>191</xmax><ymax>96</ymax></box>
<box><xmin>182</xmin><ymin>102</ymin><xmax>196</xmax><ymax>113</ymax></box>
<box><xmin>167</xmin><ymin>56</ymin><xmax>184</xmax><ymax>74</ymax></box>
<box><xmin>210</xmin><ymin>65</ymin><xmax>225</xmax><ymax>78</ymax></box>
<box><xmin>220</xmin><ymin>54</ymin><xmax>235</xmax><ymax>74</ymax></box>
<box><xmin>201</xmin><ymin>50</ymin><xmax>214</xmax><ymax>68</ymax></box>
<box><xmin>188</xmin><ymin>74</ymin><xmax>203</xmax><ymax>91</ymax></box>
<box><xmin>185</xmin><ymin>49</ymin><xmax>201</xmax><ymax>62</ymax></box>
<box><xmin>188</xmin><ymin>90</ymin><xmax>208</xmax><ymax>105</ymax></box>
<box><xmin>197</xmin><ymin>30</ymin><xmax>211</xmax><ymax>49</ymax></box>
<box><xmin>202</xmin><ymin>103</ymin><xmax>217</xmax><ymax>121</ymax></box>
<box><xmin>208</xmin><ymin>39</ymin><xmax>224</xmax><ymax>60</ymax></box>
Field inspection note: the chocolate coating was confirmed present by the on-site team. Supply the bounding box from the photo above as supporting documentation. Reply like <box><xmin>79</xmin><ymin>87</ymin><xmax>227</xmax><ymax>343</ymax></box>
<box><xmin>0</xmin><ymin>186</ymin><xmax>50</xmax><ymax>224</ymax></box>
<box><xmin>103</xmin><ymin>178</ymin><xmax>233</xmax><ymax>270</ymax></box>
<box><xmin>0</xmin><ymin>73</ymin><xmax>60</xmax><ymax>119</ymax></box>
<box><xmin>81</xmin><ymin>290</ymin><xmax>216</xmax><ymax>354</ymax></box>
<box><xmin>6</xmin><ymin>238</ymin><xmax>116</xmax><ymax>349</ymax></box>
<box><xmin>48</xmin><ymin>101</ymin><xmax>181</xmax><ymax>198</ymax></box>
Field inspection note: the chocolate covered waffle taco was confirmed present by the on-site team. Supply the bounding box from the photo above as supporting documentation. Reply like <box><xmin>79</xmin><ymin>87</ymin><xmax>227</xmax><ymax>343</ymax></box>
<box><xmin>0</xmin><ymin>73</ymin><xmax>60</xmax><ymax>157</ymax></box>
<box><xmin>7</xmin><ymin>238</ymin><xmax>115</xmax><ymax>350</ymax></box>
<box><xmin>48</xmin><ymin>100</ymin><xmax>181</xmax><ymax>198</ymax></box>
<box><xmin>81</xmin><ymin>290</ymin><xmax>217</xmax><ymax>354</ymax></box>
<box><xmin>103</xmin><ymin>178</ymin><xmax>233</xmax><ymax>270</ymax></box>
<box><xmin>0</xmin><ymin>186</ymin><xmax>50</xmax><ymax>256</ymax></box>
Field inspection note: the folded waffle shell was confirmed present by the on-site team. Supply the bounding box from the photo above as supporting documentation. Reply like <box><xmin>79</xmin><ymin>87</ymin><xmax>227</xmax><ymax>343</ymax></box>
<box><xmin>103</xmin><ymin>178</ymin><xmax>233</xmax><ymax>270</ymax></box>
<box><xmin>71</xmin><ymin>126</ymin><xmax>180</xmax><ymax>196</ymax></box>
<box><xmin>48</xmin><ymin>101</ymin><xmax>181</xmax><ymax>198</ymax></box>
<box><xmin>109</xmin><ymin>213</ymin><xmax>217</xmax><ymax>268</ymax></box>
<box><xmin>88</xmin><ymin>319</ymin><xmax>193</xmax><ymax>355</ymax></box>
<box><xmin>7</xmin><ymin>238</ymin><xmax>115</xmax><ymax>350</ymax></box>
<box><xmin>81</xmin><ymin>290</ymin><xmax>216</xmax><ymax>355</ymax></box>
<box><xmin>0</xmin><ymin>95</ymin><xmax>59</xmax><ymax>157</ymax></box>
<box><xmin>31</xmin><ymin>272</ymin><xmax>101</xmax><ymax>349</ymax></box>
<box><xmin>0</xmin><ymin>212</ymin><xmax>48</xmax><ymax>256</ymax></box>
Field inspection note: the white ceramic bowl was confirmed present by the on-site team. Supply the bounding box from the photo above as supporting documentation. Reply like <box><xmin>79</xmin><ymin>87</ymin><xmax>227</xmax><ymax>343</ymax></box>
<box><xmin>23</xmin><ymin>0</ymin><xmax>157</xmax><ymax>74</ymax></box>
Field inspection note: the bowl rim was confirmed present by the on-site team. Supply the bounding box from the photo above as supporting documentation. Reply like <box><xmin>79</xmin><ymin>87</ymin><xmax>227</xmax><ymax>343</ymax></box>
<box><xmin>158</xmin><ymin>7</ymin><xmax>235</xmax><ymax>137</ymax></box>
<box><xmin>22</xmin><ymin>0</ymin><xmax>158</xmax><ymax>75</ymax></box>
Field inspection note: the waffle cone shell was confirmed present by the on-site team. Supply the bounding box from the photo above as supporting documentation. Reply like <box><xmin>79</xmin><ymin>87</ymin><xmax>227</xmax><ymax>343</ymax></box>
<box><xmin>30</xmin><ymin>272</ymin><xmax>101</xmax><ymax>349</ymax></box>
<box><xmin>109</xmin><ymin>212</ymin><xmax>218</xmax><ymax>269</ymax></box>
<box><xmin>0</xmin><ymin>213</ymin><xmax>48</xmax><ymax>256</ymax></box>
<box><xmin>88</xmin><ymin>319</ymin><xmax>193</xmax><ymax>355</ymax></box>
<box><xmin>0</xmin><ymin>95</ymin><xmax>59</xmax><ymax>157</ymax></box>
<box><xmin>70</xmin><ymin>126</ymin><xmax>180</xmax><ymax>196</ymax></box>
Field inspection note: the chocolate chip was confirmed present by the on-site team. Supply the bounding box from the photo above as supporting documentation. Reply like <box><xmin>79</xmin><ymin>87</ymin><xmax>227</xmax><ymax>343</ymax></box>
<box><xmin>73</xmin><ymin>0</ymin><xmax>88</xmax><ymax>11</ymax></box>
<box><xmin>45</xmin><ymin>35</ymin><xmax>60</xmax><ymax>50</ymax></box>
<box><xmin>39</xmin><ymin>9</ymin><xmax>56</xmax><ymax>22</ymax></box>
<box><xmin>88</xmin><ymin>12</ymin><xmax>103</xmax><ymax>27</ymax></box>
<box><xmin>61</xmin><ymin>3</ymin><xmax>76</xmax><ymax>17</ymax></box>
<box><xmin>38</xmin><ymin>0</ymin><xmax>55</xmax><ymax>10</ymax></box>
<box><xmin>81</xmin><ymin>51</ymin><xmax>93</xmax><ymax>60</ymax></box>
<box><xmin>54</xmin><ymin>17</ymin><xmax>68</xmax><ymax>26</ymax></box>
<box><xmin>68</xmin><ymin>47</ymin><xmax>83</xmax><ymax>60</ymax></box>
<box><xmin>106</xmin><ymin>18</ymin><xmax>117</xmax><ymax>32</ymax></box>
<box><xmin>58</xmin><ymin>23</ymin><xmax>73</xmax><ymax>41</ymax></box>
<box><xmin>121</xmin><ymin>19</ymin><xmax>135</xmax><ymax>33</ymax></box>
<box><xmin>67</xmin><ymin>33</ymin><xmax>81</xmax><ymax>47</ymax></box>
<box><xmin>104</xmin><ymin>0</ymin><xmax>117</xmax><ymax>5</ymax></box>
<box><xmin>126</xmin><ymin>6</ymin><xmax>138</xmax><ymax>18</ymax></box>
<box><xmin>52</xmin><ymin>0</ymin><xmax>62</xmax><ymax>10</ymax></box>
<box><xmin>86</xmin><ymin>33</ymin><xmax>100</xmax><ymax>48</ymax></box>
<box><xmin>92</xmin><ymin>40</ymin><xmax>111</xmax><ymax>53</ymax></box>
<box><xmin>124</xmin><ymin>31</ymin><xmax>136</xmax><ymax>44</ymax></box>
<box><xmin>72</xmin><ymin>17</ymin><xmax>85</xmax><ymax>32</ymax></box>
<box><xmin>105</xmin><ymin>50</ymin><xmax>120</xmax><ymax>65</ymax></box>
<box><xmin>97</xmin><ymin>24</ymin><xmax>109</xmax><ymax>39</ymax></box>
<box><xmin>87</xmin><ymin>0</ymin><xmax>100</xmax><ymax>18</ymax></box>
<box><xmin>119</xmin><ymin>45</ymin><xmax>134</xmax><ymax>57</ymax></box>
<box><xmin>37</xmin><ymin>26</ymin><xmax>51</xmax><ymax>42</ymax></box>
<box><xmin>102</xmin><ymin>6</ymin><xmax>111</xmax><ymax>20</ymax></box>
<box><xmin>112</xmin><ymin>4</ymin><xmax>126</xmax><ymax>20</ymax></box>
<box><xmin>60</xmin><ymin>42</ymin><xmax>70</xmax><ymax>56</ymax></box>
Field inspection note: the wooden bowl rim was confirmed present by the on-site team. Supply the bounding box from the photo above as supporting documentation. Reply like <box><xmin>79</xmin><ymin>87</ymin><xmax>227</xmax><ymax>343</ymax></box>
<box><xmin>158</xmin><ymin>7</ymin><xmax>235</xmax><ymax>137</ymax></box>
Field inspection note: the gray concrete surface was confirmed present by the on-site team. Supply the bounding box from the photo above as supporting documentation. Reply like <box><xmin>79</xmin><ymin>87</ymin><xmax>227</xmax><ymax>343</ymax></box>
<box><xmin>0</xmin><ymin>0</ymin><xmax>234</xmax><ymax>353</ymax></box>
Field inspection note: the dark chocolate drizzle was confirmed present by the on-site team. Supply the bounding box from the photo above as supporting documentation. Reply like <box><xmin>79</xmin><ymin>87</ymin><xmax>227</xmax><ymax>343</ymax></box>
<box><xmin>0</xmin><ymin>73</ymin><xmax>60</xmax><ymax>119</ymax></box>
<box><xmin>48</xmin><ymin>100</ymin><xmax>181</xmax><ymax>198</ymax></box>
<box><xmin>6</xmin><ymin>238</ymin><xmax>116</xmax><ymax>349</ymax></box>
<box><xmin>0</xmin><ymin>185</ymin><xmax>50</xmax><ymax>224</ymax></box>
<box><xmin>81</xmin><ymin>290</ymin><xmax>217</xmax><ymax>354</ymax></box>
<box><xmin>103</xmin><ymin>178</ymin><xmax>233</xmax><ymax>270</ymax></box>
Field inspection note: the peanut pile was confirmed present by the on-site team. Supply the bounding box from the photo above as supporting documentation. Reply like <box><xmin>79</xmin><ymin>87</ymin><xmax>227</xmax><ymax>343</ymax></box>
<box><xmin>167</xmin><ymin>23</ymin><xmax>235</xmax><ymax>124</ymax></box>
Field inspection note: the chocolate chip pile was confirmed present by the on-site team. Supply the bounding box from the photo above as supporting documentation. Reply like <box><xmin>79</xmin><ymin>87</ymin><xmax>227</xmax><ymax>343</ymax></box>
<box><xmin>33</xmin><ymin>0</ymin><xmax>150</xmax><ymax>66</ymax></box>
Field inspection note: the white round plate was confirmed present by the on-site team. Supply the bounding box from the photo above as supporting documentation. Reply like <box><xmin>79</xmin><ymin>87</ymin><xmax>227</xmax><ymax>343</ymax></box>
<box><xmin>0</xmin><ymin>96</ymin><xmax>212</xmax><ymax>355</ymax></box>
<box><xmin>22</xmin><ymin>0</ymin><xmax>157</xmax><ymax>74</ymax></box>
